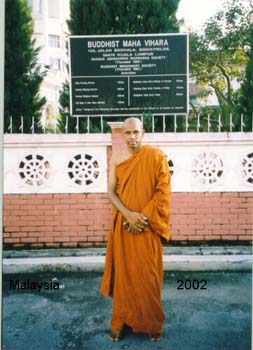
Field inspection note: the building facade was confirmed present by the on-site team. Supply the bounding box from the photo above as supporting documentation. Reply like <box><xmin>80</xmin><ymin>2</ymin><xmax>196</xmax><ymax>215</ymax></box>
<box><xmin>28</xmin><ymin>0</ymin><xmax>70</xmax><ymax>127</ymax></box>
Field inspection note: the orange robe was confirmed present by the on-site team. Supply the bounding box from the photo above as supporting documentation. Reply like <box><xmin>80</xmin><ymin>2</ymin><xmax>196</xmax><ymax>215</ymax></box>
<box><xmin>100</xmin><ymin>145</ymin><xmax>171</xmax><ymax>334</ymax></box>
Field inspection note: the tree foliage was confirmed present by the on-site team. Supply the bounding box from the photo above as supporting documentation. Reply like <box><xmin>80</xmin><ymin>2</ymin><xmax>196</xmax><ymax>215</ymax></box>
<box><xmin>190</xmin><ymin>0</ymin><xmax>253</xmax><ymax>130</ymax></box>
<box><xmin>4</xmin><ymin>0</ymin><xmax>46</xmax><ymax>133</ymax></box>
<box><xmin>68</xmin><ymin>0</ymin><xmax>180</xmax><ymax>35</ymax></box>
<box><xmin>58</xmin><ymin>0</ymin><xmax>180</xmax><ymax>133</ymax></box>
<box><xmin>238</xmin><ymin>20</ymin><xmax>253</xmax><ymax>131</ymax></box>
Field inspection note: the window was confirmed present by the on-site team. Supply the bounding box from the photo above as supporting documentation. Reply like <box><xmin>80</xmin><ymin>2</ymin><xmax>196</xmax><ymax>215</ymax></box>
<box><xmin>49</xmin><ymin>35</ymin><xmax>60</xmax><ymax>48</ymax></box>
<box><xmin>63</xmin><ymin>63</ymin><xmax>69</xmax><ymax>73</ymax></box>
<box><xmin>48</xmin><ymin>0</ymin><xmax>59</xmax><ymax>18</ymax></box>
<box><xmin>28</xmin><ymin>0</ymin><xmax>42</xmax><ymax>15</ymax></box>
<box><xmin>49</xmin><ymin>57</ymin><xmax>61</xmax><ymax>71</ymax></box>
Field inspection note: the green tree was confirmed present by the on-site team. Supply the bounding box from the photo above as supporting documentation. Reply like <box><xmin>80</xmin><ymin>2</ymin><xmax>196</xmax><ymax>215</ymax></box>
<box><xmin>190</xmin><ymin>0</ymin><xmax>252</xmax><ymax>131</ymax></box>
<box><xmin>59</xmin><ymin>0</ymin><xmax>180</xmax><ymax>133</ymax></box>
<box><xmin>4</xmin><ymin>0</ymin><xmax>46</xmax><ymax>133</ymax></box>
<box><xmin>58</xmin><ymin>80</ymin><xmax>76</xmax><ymax>132</ymax></box>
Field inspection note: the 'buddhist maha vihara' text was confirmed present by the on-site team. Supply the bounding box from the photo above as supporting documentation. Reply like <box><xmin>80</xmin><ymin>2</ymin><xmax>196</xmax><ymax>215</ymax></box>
<box><xmin>88</xmin><ymin>39</ymin><xmax>169</xmax><ymax>49</ymax></box>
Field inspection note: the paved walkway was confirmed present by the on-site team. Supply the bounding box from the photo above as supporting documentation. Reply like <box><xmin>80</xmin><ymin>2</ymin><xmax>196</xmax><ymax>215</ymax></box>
<box><xmin>3</xmin><ymin>246</ymin><xmax>252</xmax><ymax>273</ymax></box>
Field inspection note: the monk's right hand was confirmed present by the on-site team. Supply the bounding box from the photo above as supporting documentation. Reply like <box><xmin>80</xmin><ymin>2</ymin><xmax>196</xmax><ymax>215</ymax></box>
<box><xmin>125</xmin><ymin>211</ymin><xmax>148</xmax><ymax>233</ymax></box>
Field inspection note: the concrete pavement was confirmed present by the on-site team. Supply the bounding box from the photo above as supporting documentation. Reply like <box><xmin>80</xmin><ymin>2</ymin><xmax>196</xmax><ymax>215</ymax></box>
<box><xmin>2</xmin><ymin>246</ymin><xmax>252</xmax><ymax>350</ymax></box>
<box><xmin>2</xmin><ymin>270</ymin><xmax>252</xmax><ymax>350</ymax></box>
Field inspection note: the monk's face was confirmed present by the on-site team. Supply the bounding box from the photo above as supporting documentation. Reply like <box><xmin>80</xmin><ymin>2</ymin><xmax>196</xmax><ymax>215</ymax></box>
<box><xmin>122</xmin><ymin>120</ymin><xmax>144</xmax><ymax>152</ymax></box>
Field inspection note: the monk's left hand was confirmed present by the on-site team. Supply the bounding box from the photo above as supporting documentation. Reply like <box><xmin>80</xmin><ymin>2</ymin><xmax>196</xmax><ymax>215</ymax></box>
<box><xmin>123</xmin><ymin>221</ymin><xmax>148</xmax><ymax>234</ymax></box>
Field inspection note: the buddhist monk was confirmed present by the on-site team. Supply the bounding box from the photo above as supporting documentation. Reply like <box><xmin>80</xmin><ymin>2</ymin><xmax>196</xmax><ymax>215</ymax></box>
<box><xmin>100</xmin><ymin>117</ymin><xmax>171</xmax><ymax>342</ymax></box>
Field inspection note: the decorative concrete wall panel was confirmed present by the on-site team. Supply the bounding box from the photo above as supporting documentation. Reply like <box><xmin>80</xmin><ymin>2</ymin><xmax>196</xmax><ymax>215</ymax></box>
<box><xmin>143</xmin><ymin>132</ymin><xmax>253</xmax><ymax>192</ymax></box>
<box><xmin>159</xmin><ymin>146</ymin><xmax>253</xmax><ymax>192</ymax></box>
<box><xmin>4</xmin><ymin>146</ymin><xmax>107</xmax><ymax>194</ymax></box>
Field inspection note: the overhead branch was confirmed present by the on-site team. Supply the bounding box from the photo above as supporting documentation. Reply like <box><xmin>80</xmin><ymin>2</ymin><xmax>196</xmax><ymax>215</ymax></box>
<box><xmin>217</xmin><ymin>64</ymin><xmax>233</xmax><ymax>104</ymax></box>
<box><xmin>208</xmin><ymin>81</ymin><xmax>231</xmax><ymax>106</ymax></box>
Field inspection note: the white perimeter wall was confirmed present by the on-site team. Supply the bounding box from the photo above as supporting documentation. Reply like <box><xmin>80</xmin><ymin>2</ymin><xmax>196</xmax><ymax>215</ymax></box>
<box><xmin>4</xmin><ymin>133</ymin><xmax>253</xmax><ymax>193</ymax></box>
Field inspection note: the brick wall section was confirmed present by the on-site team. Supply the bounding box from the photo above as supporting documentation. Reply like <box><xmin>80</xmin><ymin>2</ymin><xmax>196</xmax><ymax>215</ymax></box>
<box><xmin>171</xmin><ymin>192</ymin><xmax>252</xmax><ymax>241</ymax></box>
<box><xmin>3</xmin><ymin>192</ymin><xmax>252</xmax><ymax>248</ymax></box>
<box><xmin>3</xmin><ymin>193</ymin><xmax>113</xmax><ymax>249</ymax></box>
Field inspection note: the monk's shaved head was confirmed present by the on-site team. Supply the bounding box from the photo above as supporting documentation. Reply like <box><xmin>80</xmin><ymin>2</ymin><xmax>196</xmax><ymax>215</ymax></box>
<box><xmin>123</xmin><ymin>117</ymin><xmax>143</xmax><ymax>130</ymax></box>
<box><xmin>122</xmin><ymin>117</ymin><xmax>144</xmax><ymax>153</ymax></box>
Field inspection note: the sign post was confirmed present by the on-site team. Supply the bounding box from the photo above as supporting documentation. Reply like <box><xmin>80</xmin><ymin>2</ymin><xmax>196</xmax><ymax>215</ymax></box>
<box><xmin>69</xmin><ymin>33</ymin><xmax>188</xmax><ymax>116</ymax></box>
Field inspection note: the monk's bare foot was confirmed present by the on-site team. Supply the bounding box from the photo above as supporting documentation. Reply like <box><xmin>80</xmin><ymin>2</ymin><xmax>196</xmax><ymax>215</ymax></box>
<box><xmin>149</xmin><ymin>333</ymin><xmax>163</xmax><ymax>342</ymax></box>
<box><xmin>108</xmin><ymin>330</ymin><xmax>123</xmax><ymax>342</ymax></box>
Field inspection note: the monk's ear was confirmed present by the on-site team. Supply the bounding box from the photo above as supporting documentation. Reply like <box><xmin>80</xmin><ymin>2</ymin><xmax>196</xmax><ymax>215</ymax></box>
<box><xmin>142</xmin><ymin>128</ymin><xmax>145</xmax><ymax>136</ymax></box>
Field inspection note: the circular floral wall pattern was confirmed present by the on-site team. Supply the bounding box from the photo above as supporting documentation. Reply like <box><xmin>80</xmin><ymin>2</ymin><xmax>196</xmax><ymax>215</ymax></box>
<box><xmin>192</xmin><ymin>152</ymin><xmax>223</xmax><ymax>184</ymax></box>
<box><xmin>242</xmin><ymin>152</ymin><xmax>253</xmax><ymax>184</ymax></box>
<box><xmin>68</xmin><ymin>153</ymin><xmax>100</xmax><ymax>186</ymax></box>
<box><xmin>19</xmin><ymin>154</ymin><xmax>50</xmax><ymax>186</ymax></box>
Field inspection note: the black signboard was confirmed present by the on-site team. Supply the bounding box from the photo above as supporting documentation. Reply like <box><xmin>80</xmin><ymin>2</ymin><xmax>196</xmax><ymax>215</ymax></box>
<box><xmin>69</xmin><ymin>33</ymin><xmax>188</xmax><ymax>116</ymax></box>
